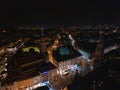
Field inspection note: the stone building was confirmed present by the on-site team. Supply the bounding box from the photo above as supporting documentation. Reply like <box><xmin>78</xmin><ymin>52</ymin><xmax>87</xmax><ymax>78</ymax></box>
<box><xmin>1</xmin><ymin>44</ymin><xmax>57</xmax><ymax>90</ymax></box>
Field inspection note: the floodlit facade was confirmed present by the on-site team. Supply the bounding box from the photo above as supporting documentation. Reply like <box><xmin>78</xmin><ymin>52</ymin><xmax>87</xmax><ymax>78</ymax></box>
<box><xmin>51</xmin><ymin>45</ymin><xmax>92</xmax><ymax>77</ymax></box>
<box><xmin>1</xmin><ymin>44</ymin><xmax>57</xmax><ymax>90</ymax></box>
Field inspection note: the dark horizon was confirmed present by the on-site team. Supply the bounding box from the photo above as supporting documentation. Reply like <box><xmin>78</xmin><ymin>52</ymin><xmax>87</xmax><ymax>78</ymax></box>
<box><xmin>0</xmin><ymin>0</ymin><xmax>120</xmax><ymax>27</ymax></box>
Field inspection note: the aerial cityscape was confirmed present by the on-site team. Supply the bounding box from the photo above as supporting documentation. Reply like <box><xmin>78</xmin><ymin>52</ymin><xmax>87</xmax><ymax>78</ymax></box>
<box><xmin>0</xmin><ymin>0</ymin><xmax>120</xmax><ymax>90</ymax></box>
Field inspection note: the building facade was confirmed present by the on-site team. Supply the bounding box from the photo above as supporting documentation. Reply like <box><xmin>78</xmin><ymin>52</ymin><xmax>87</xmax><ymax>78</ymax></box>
<box><xmin>1</xmin><ymin>43</ymin><xmax>57</xmax><ymax>90</ymax></box>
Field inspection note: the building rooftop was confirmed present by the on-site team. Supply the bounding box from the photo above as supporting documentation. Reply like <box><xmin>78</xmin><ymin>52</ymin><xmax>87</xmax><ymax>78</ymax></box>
<box><xmin>2</xmin><ymin>62</ymin><xmax>56</xmax><ymax>85</ymax></box>
<box><xmin>52</xmin><ymin>45</ymin><xmax>82</xmax><ymax>62</ymax></box>
<box><xmin>7</xmin><ymin>45</ymin><xmax>46</xmax><ymax>68</ymax></box>
<box><xmin>2</xmin><ymin>42</ymin><xmax>56</xmax><ymax>85</ymax></box>
<box><xmin>2</xmin><ymin>70</ymin><xmax>39</xmax><ymax>85</ymax></box>
<box><xmin>38</xmin><ymin>62</ymin><xmax>56</xmax><ymax>73</ymax></box>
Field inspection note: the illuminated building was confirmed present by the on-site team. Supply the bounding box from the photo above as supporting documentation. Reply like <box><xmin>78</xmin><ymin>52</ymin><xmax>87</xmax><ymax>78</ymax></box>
<box><xmin>1</xmin><ymin>44</ymin><xmax>57</xmax><ymax>90</ymax></box>
<box><xmin>50</xmin><ymin>44</ymin><xmax>92</xmax><ymax>81</ymax></box>
<box><xmin>7</xmin><ymin>46</ymin><xmax>17</xmax><ymax>54</ymax></box>
<box><xmin>6</xmin><ymin>40</ymin><xmax>23</xmax><ymax>54</ymax></box>
<box><xmin>33</xmin><ymin>86</ymin><xmax>49</xmax><ymax>90</ymax></box>
<box><xmin>48</xmin><ymin>30</ymin><xmax>93</xmax><ymax>77</ymax></box>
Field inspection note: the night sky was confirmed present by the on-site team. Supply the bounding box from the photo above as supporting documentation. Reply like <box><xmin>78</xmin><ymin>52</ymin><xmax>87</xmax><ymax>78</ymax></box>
<box><xmin>0</xmin><ymin>0</ymin><xmax>120</xmax><ymax>26</ymax></box>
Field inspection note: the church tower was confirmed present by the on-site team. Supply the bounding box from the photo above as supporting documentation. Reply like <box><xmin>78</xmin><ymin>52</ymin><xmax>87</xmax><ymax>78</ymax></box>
<box><xmin>94</xmin><ymin>31</ymin><xmax>104</xmax><ymax>68</ymax></box>
<box><xmin>40</xmin><ymin>25</ymin><xmax>47</xmax><ymax>53</ymax></box>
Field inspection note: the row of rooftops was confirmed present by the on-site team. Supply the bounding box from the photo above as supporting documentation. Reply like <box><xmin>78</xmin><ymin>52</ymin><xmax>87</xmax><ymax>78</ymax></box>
<box><xmin>2</xmin><ymin>40</ymin><xmax>85</xmax><ymax>85</ymax></box>
<box><xmin>2</xmin><ymin>61</ymin><xmax>56</xmax><ymax>85</ymax></box>
<box><xmin>2</xmin><ymin>41</ymin><xmax>57</xmax><ymax>85</ymax></box>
